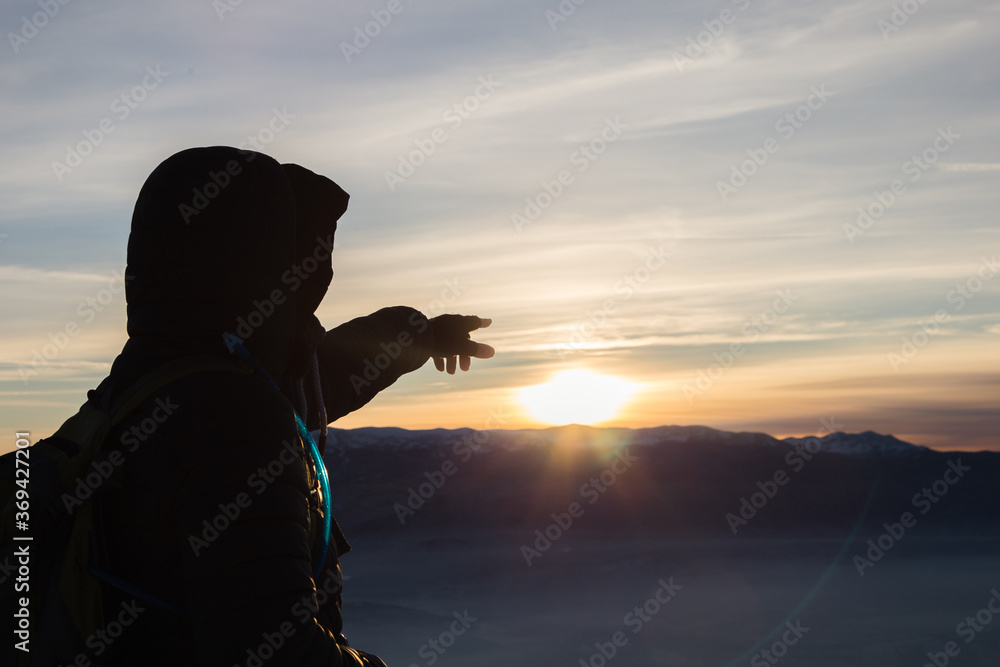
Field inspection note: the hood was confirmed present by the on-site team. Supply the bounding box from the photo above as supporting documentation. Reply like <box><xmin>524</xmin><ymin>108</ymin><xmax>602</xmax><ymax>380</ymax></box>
<box><xmin>112</xmin><ymin>146</ymin><xmax>348</xmax><ymax>386</ymax></box>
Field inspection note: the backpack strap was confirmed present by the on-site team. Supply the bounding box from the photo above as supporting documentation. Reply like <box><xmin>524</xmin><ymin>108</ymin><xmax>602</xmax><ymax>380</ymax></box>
<box><xmin>45</xmin><ymin>356</ymin><xmax>251</xmax><ymax>491</ymax></box>
<box><xmin>87</xmin><ymin>356</ymin><xmax>253</xmax><ymax>617</ymax></box>
<box><xmin>108</xmin><ymin>355</ymin><xmax>252</xmax><ymax>424</ymax></box>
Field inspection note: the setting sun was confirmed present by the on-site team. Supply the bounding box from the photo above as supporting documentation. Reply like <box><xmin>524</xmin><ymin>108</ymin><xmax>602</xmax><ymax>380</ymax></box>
<box><xmin>519</xmin><ymin>369</ymin><xmax>636</xmax><ymax>425</ymax></box>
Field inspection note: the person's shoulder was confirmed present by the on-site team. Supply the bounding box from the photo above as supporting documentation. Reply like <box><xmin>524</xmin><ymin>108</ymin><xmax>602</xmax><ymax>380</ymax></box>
<box><xmin>114</xmin><ymin>363</ymin><xmax>297</xmax><ymax>450</ymax></box>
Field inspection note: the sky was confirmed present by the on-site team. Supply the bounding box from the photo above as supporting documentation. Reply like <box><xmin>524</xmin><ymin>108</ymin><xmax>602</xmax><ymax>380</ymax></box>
<box><xmin>1</xmin><ymin>0</ymin><xmax>998</xmax><ymax>452</ymax></box>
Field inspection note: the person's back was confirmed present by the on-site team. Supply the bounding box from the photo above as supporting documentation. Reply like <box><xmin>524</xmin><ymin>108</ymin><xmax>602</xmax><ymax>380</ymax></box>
<box><xmin>95</xmin><ymin>366</ymin><xmax>339</xmax><ymax>665</ymax></box>
<box><xmin>84</xmin><ymin>146</ymin><xmax>492</xmax><ymax>666</ymax></box>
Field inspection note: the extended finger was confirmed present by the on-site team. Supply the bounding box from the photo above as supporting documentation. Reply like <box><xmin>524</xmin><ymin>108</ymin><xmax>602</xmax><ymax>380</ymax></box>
<box><xmin>460</xmin><ymin>355</ymin><xmax>471</xmax><ymax>372</ymax></box>
<box><xmin>449</xmin><ymin>339</ymin><xmax>495</xmax><ymax>359</ymax></box>
<box><xmin>454</xmin><ymin>315</ymin><xmax>490</xmax><ymax>332</ymax></box>
<box><xmin>447</xmin><ymin>356</ymin><xmax>457</xmax><ymax>374</ymax></box>
<box><xmin>434</xmin><ymin>356</ymin><xmax>445</xmax><ymax>372</ymax></box>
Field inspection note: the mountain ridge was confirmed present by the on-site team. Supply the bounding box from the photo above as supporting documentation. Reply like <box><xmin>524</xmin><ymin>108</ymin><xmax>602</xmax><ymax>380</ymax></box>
<box><xmin>327</xmin><ymin>424</ymin><xmax>948</xmax><ymax>457</ymax></box>
<box><xmin>323</xmin><ymin>423</ymin><xmax>999</xmax><ymax>540</ymax></box>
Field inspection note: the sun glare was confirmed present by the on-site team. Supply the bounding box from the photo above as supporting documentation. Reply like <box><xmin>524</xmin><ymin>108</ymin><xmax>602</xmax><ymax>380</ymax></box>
<box><xmin>519</xmin><ymin>369</ymin><xmax>636</xmax><ymax>426</ymax></box>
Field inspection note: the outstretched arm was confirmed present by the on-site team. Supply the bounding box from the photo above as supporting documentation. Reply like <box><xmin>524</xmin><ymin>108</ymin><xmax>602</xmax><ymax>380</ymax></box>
<box><xmin>315</xmin><ymin>307</ymin><xmax>493</xmax><ymax>422</ymax></box>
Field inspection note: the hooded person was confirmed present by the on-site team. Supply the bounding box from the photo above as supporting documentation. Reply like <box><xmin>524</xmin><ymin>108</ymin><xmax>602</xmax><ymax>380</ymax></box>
<box><xmin>87</xmin><ymin>146</ymin><xmax>493</xmax><ymax>666</ymax></box>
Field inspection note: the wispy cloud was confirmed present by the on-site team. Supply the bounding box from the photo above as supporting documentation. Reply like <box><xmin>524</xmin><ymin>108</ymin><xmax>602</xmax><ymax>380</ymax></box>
<box><xmin>940</xmin><ymin>163</ymin><xmax>1000</xmax><ymax>171</ymax></box>
<box><xmin>1</xmin><ymin>0</ymin><xmax>998</xmax><ymax>449</ymax></box>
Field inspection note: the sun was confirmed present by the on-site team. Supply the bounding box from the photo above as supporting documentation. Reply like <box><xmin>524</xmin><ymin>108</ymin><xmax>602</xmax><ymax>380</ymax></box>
<box><xmin>519</xmin><ymin>369</ymin><xmax>636</xmax><ymax>426</ymax></box>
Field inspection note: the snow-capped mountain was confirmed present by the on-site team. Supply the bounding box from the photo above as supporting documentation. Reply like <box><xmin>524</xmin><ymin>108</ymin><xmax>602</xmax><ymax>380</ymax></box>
<box><xmin>783</xmin><ymin>430</ymin><xmax>932</xmax><ymax>457</ymax></box>
<box><xmin>323</xmin><ymin>424</ymin><xmax>997</xmax><ymax>540</ymax></box>
<box><xmin>327</xmin><ymin>424</ymin><xmax>933</xmax><ymax>457</ymax></box>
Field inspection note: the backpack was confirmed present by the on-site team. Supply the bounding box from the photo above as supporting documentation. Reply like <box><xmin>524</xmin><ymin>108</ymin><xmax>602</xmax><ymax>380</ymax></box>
<box><xmin>0</xmin><ymin>356</ymin><xmax>250</xmax><ymax>667</ymax></box>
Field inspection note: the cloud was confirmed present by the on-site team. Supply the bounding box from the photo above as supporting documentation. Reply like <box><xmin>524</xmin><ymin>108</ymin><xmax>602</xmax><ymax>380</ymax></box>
<box><xmin>1</xmin><ymin>0</ymin><xmax>998</xmax><ymax>448</ymax></box>
<box><xmin>940</xmin><ymin>163</ymin><xmax>1000</xmax><ymax>172</ymax></box>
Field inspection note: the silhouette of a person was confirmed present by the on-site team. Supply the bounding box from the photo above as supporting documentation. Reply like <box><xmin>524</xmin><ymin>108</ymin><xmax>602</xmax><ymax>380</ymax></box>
<box><xmin>90</xmin><ymin>146</ymin><xmax>493</xmax><ymax>666</ymax></box>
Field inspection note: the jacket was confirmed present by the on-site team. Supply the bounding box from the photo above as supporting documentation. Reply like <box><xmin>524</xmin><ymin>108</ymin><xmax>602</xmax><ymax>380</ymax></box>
<box><xmin>90</xmin><ymin>146</ymin><xmax>434</xmax><ymax>666</ymax></box>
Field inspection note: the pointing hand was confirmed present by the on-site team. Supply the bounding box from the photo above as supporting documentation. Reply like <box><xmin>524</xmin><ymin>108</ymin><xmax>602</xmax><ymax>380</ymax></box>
<box><xmin>429</xmin><ymin>314</ymin><xmax>495</xmax><ymax>374</ymax></box>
